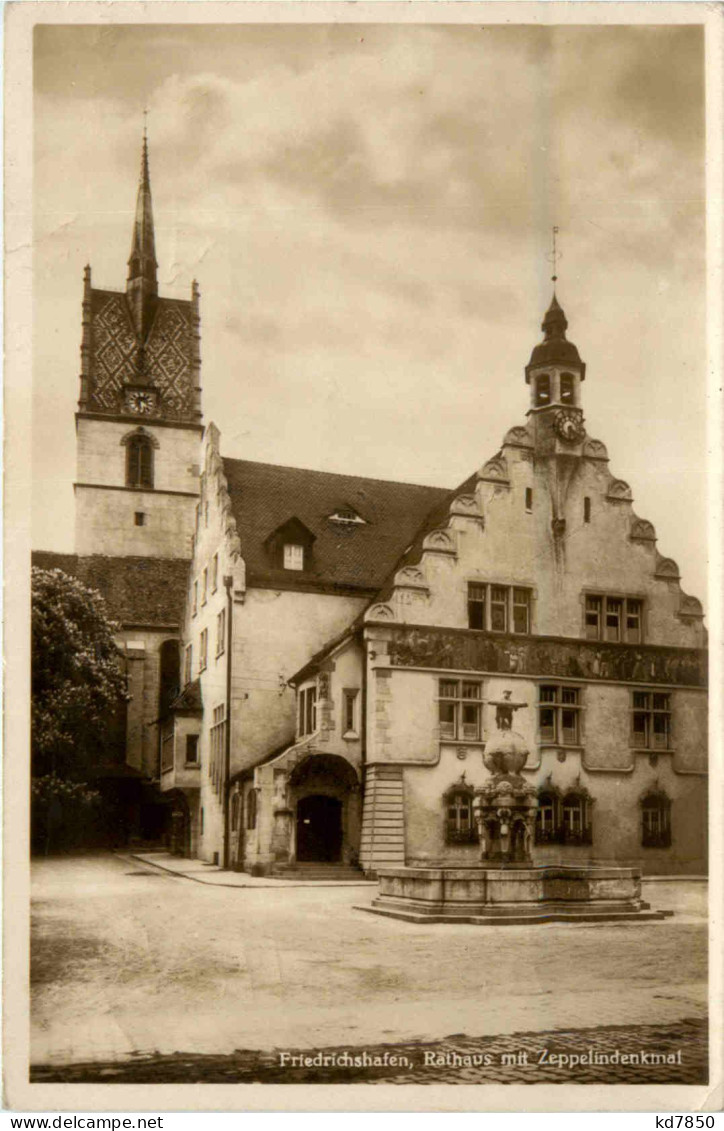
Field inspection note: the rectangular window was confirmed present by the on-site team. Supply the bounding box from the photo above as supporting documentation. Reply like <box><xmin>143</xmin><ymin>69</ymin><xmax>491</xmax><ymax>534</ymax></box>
<box><xmin>299</xmin><ymin>686</ymin><xmax>317</xmax><ymax>737</ymax></box>
<box><xmin>438</xmin><ymin>679</ymin><xmax>483</xmax><ymax>741</ymax></box>
<box><xmin>192</xmin><ymin>581</ymin><xmax>198</xmax><ymax>616</ymax></box>
<box><xmin>584</xmin><ymin>496</ymin><xmax>591</xmax><ymax>524</ymax></box>
<box><xmin>467</xmin><ymin>584</ymin><xmax>531</xmax><ymax>634</ymax></box>
<box><xmin>211</xmin><ymin>553</ymin><xmax>219</xmax><ymax>593</ymax></box>
<box><xmin>490</xmin><ymin>586</ymin><xmax>508</xmax><ymax>632</ymax></box>
<box><xmin>525</xmin><ymin>488</ymin><xmax>533</xmax><ymax>512</ymax></box>
<box><xmin>343</xmin><ymin>689</ymin><xmax>358</xmax><ymax>735</ymax></box>
<box><xmin>512</xmin><ymin>588</ymin><xmax>530</xmax><ymax>635</ymax></box>
<box><xmin>445</xmin><ymin>792</ymin><xmax>478</xmax><ymax>844</ymax></box>
<box><xmin>199</xmin><ymin>629</ymin><xmax>208</xmax><ymax>671</ymax></box>
<box><xmin>209</xmin><ymin>705</ymin><xmax>226</xmax><ymax>795</ymax></box>
<box><xmin>185</xmin><ymin>735</ymin><xmax>199</xmax><ymax>764</ymax></box>
<box><xmin>467</xmin><ymin>583</ymin><xmax>486</xmax><ymax>630</ymax></box>
<box><xmin>184</xmin><ymin>644</ymin><xmax>193</xmax><ymax>686</ymax></box>
<box><xmin>626</xmin><ymin>599</ymin><xmax>642</xmax><ymax>644</ymax></box>
<box><xmin>605</xmin><ymin>597</ymin><xmax>622</xmax><ymax>642</ymax></box>
<box><xmin>216</xmin><ymin>608</ymin><xmax>226</xmax><ymax>657</ymax></box>
<box><xmin>538</xmin><ymin>685</ymin><xmax>581</xmax><ymax>745</ymax></box>
<box><xmin>201</xmin><ymin>568</ymin><xmax>208</xmax><ymax>606</ymax></box>
<box><xmin>585</xmin><ymin>595</ymin><xmax>644</xmax><ymax>643</ymax></box>
<box><xmin>630</xmin><ymin>690</ymin><xmax>671</xmax><ymax>749</ymax></box>
<box><xmin>585</xmin><ymin>595</ymin><xmax>602</xmax><ymax>640</ymax></box>
<box><xmin>134</xmin><ymin>511</ymin><xmax>145</xmax><ymax>527</ymax></box>
<box><xmin>284</xmin><ymin>544</ymin><xmax>305</xmax><ymax>571</ymax></box>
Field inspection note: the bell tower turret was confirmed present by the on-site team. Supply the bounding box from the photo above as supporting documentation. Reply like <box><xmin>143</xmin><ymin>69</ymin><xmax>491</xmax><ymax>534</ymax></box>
<box><xmin>525</xmin><ymin>291</ymin><xmax>587</xmax><ymax>452</ymax></box>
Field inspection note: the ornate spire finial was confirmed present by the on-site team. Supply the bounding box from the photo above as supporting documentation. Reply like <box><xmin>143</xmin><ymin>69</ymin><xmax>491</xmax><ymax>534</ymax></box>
<box><xmin>549</xmin><ymin>225</ymin><xmax>559</xmax><ymax>286</ymax></box>
<box><xmin>127</xmin><ymin>126</ymin><xmax>158</xmax><ymax>337</ymax></box>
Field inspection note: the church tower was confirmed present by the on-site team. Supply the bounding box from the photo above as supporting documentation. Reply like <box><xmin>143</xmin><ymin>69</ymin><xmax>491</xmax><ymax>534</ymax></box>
<box><xmin>74</xmin><ymin>134</ymin><xmax>203</xmax><ymax>559</ymax></box>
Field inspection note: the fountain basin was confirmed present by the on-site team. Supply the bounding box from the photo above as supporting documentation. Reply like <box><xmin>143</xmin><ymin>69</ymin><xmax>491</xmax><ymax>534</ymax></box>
<box><xmin>357</xmin><ymin>864</ymin><xmax>672</xmax><ymax>925</ymax></box>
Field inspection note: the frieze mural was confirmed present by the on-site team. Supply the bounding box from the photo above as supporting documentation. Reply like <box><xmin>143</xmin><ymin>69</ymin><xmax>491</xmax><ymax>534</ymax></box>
<box><xmin>386</xmin><ymin>626</ymin><xmax>706</xmax><ymax>688</ymax></box>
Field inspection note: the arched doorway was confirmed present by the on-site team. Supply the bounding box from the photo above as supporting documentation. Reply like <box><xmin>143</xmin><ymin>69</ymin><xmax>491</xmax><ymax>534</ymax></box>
<box><xmin>296</xmin><ymin>795</ymin><xmax>343</xmax><ymax>862</ymax></box>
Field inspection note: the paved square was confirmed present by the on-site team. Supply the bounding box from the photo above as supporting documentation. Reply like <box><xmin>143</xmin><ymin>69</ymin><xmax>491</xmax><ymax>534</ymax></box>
<box><xmin>31</xmin><ymin>854</ymin><xmax>707</xmax><ymax>1083</ymax></box>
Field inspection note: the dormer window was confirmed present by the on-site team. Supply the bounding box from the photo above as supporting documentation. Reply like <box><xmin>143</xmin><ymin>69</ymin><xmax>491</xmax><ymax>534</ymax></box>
<box><xmin>535</xmin><ymin>373</ymin><xmax>551</xmax><ymax>407</ymax></box>
<box><xmin>265</xmin><ymin>517</ymin><xmax>316</xmax><ymax>573</ymax></box>
<box><xmin>328</xmin><ymin>506</ymin><xmax>366</xmax><ymax>526</ymax></box>
<box><xmin>284</xmin><ymin>544</ymin><xmax>305</xmax><ymax>571</ymax></box>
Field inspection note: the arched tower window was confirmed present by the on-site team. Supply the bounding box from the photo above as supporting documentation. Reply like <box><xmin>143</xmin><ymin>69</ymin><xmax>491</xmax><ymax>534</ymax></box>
<box><xmin>560</xmin><ymin>372</ymin><xmax>575</xmax><ymax>404</ymax></box>
<box><xmin>641</xmin><ymin>791</ymin><xmax>671</xmax><ymax>848</ymax></box>
<box><xmin>534</xmin><ymin>373</ymin><xmax>551</xmax><ymax>407</ymax></box>
<box><xmin>126</xmin><ymin>433</ymin><xmax>155</xmax><ymax>488</ymax></box>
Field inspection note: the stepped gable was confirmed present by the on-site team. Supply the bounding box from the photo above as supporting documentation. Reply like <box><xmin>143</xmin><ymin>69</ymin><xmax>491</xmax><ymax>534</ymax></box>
<box><xmin>32</xmin><ymin>552</ymin><xmax>190</xmax><ymax>627</ymax></box>
<box><xmin>220</xmin><ymin>457</ymin><xmax>449</xmax><ymax>592</ymax></box>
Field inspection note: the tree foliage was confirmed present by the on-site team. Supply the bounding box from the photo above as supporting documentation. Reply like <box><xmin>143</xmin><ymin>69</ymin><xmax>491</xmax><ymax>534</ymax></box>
<box><xmin>31</xmin><ymin>567</ymin><xmax>129</xmax><ymax>780</ymax></box>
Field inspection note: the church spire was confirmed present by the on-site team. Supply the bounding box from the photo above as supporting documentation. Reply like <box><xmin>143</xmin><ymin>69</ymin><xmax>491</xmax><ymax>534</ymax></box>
<box><xmin>127</xmin><ymin>127</ymin><xmax>158</xmax><ymax>339</ymax></box>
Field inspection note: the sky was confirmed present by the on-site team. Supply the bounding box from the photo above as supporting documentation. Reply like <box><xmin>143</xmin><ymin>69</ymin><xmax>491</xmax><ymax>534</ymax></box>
<box><xmin>32</xmin><ymin>20</ymin><xmax>708</xmax><ymax>603</ymax></box>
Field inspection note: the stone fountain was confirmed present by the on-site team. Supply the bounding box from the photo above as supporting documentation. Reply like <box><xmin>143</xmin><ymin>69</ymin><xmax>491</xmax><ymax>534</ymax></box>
<box><xmin>360</xmin><ymin>690</ymin><xmax>671</xmax><ymax>925</ymax></box>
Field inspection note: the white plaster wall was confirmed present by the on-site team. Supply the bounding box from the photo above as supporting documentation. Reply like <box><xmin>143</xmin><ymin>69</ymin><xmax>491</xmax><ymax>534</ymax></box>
<box><xmin>395</xmin><ymin>444</ymin><xmax>704</xmax><ymax>650</ymax></box>
<box><xmin>75</xmin><ymin>487</ymin><xmax>198</xmax><ymax>558</ymax></box>
<box><xmin>231</xmin><ymin>588</ymin><xmax>367</xmax><ymax>775</ymax></box>
<box><xmin>76</xmin><ymin>418</ymin><xmax>200</xmax><ymax>493</ymax></box>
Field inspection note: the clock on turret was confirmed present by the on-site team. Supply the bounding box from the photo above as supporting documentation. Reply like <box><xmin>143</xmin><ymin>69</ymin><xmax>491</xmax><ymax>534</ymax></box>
<box><xmin>553</xmin><ymin>408</ymin><xmax>586</xmax><ymax>445</ymax></box>
<box><xmin>125</xmin><ymin>388</ymin><xmax>157</xmax><ymax>416</ymax></box>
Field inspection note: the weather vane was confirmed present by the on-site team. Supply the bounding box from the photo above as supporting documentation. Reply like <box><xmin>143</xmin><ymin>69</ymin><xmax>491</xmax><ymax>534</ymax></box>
<box><xmin>549</xmin><ymin>225</ymin><xmax>560</xmax><ymax>285</ymax></box>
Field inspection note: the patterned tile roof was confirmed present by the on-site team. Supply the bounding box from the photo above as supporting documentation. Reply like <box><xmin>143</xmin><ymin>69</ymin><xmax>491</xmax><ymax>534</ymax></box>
<box><xmin>84</xmin><ymin>289</ymin><xmax>198</xmax><ymax>422</ymax></box>
<box><xmin>31</xmin><ymin>552</ymin><xmax>190</xmax><ymax>628</ymax></box>
<box><xmin>221</xmin><ymin>458</ymin><xmax>450</xmax><ymax>593</ymax></box>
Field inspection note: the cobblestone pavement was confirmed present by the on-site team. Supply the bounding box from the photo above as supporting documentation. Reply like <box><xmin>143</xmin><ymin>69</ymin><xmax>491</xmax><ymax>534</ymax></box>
<box><xmin>31</xmin><ymin>854</ymin><xmax>708</xmax><ymax>1070</ymax></box>
<box><xmin>31</xmin><ymin>1018</ymin><xmax>707</xmax><ymax>1085</ymax></box>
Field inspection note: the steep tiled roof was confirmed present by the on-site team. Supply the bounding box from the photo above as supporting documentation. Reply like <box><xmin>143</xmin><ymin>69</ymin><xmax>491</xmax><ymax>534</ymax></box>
<box><xmin>31</xmin><ymin>552</ymin><xmax>189</xmax><ymax>628</ymax></box>
<box><xmin>222</xmin><ymin>458</ymin><xmax>449</xmax><ymax>593</ymax></box>
<box><xmin>289</xmin><ymin>469</ymin><xmax>482</xmax><ymax>683</ymax></box>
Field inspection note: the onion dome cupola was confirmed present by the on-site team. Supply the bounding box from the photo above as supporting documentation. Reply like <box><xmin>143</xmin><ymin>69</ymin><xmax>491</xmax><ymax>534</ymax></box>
<box><xmin>525</xmin><ymin>292</ymin><xmax>586</xmax><ymax>416</ymax></box>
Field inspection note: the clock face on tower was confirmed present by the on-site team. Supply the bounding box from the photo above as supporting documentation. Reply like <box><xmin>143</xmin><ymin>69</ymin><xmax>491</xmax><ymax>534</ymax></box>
<box><xmin>125</xmin><ymin>389</ymin><xmax>157</xmax><ymax>416</ymax></box>
<box><xmin>553</xmin><ymin>408</ymin><xmax>586</xmax><ymax>445</ymax></box>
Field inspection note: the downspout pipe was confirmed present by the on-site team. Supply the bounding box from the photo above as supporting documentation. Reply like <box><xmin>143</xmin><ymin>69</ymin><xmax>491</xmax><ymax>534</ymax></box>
<box><xmin>223</xmin><ymin>575</ymin><xmax>234</xmax><ymax>869</ymax></box>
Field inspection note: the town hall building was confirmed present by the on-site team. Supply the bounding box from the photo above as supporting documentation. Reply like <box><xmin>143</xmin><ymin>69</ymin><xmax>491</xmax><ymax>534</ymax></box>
<box><xmin>33</xmin><ymin>140</ymin><xmax>708</xmax><ymax>873</ymax></box>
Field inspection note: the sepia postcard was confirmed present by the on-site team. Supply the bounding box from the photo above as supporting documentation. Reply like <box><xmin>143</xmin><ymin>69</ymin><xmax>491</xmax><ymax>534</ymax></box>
<box><xmin>4</xmin><ymin>0</ymin><xmax>723</xmax><ymax>1115</ymax></box>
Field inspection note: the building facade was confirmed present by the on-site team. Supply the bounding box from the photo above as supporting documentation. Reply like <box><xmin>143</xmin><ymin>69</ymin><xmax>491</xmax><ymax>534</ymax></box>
<box><xmin>34</xmin><ymin>142</ymin><xmax>708</xmax><ymax>870</ymax></box>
